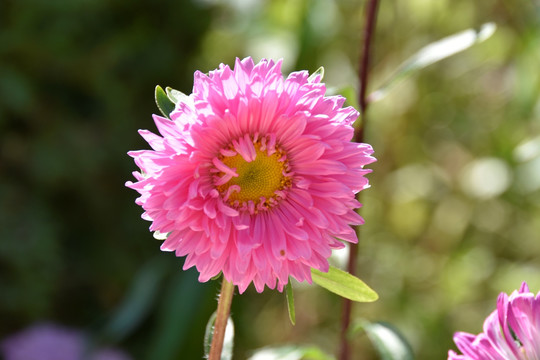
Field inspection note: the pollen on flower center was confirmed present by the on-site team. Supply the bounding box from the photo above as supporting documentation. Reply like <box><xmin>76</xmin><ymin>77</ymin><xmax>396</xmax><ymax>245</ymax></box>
<box><xmin>212</xmin><ymin>135</ymin><xmax>292</xmax><ymax>211</ymax></box>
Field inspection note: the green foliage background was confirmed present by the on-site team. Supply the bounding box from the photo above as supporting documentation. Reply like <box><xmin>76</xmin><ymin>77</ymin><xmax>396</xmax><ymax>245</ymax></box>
<box><xmin>1</xmin><ymin>0</ymin><xmax>539</xmax><ymax>359</ymax></box>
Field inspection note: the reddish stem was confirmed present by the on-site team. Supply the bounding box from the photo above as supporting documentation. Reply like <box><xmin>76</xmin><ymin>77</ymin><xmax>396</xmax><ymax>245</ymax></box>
<box><xmin>208</xmin><ymin>279</ymin><xmax>234</xmax><ymax>360</ymax></box>
<box><xmin>339</xmin><ymin>1</ymin><xmax>380</xmax><ymax>360</ymax></box>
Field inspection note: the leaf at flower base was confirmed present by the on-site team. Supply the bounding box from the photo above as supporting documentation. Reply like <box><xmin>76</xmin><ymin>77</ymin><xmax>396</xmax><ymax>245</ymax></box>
<box><xmin>308</xmin><ymin>66</ymin><xmax>325</xmax><ymax>83</ymax></box>
<box><xmin>155</xmin><ymin>85</ymin><xmax>175</xmax><ymax>119</ymax></box>
<box><xmin>311</xmin><ymin>266</ymin><xmax>378</xmax><ymax>302</ymax></box>
<box><xmin>248</xmin><ymin>345</ymin><xmax>335</xmax><ymax>360</ymax></box>
<box><xmin>285</xmin><ymin>281</ymin><xmax>296</xmax><ymax>325</ymax></box>
<box><xmin>351</xmin><ymin>320</ymin><xmax>414</xmax><ymax>360</ymax></box>
<box><xmin>204</xmin><ymin>312</ymin><xmax>234</xmax><ymax>360</ymax></box>
<box><xmin>204</xmin><ymin>312</ymin><xmax>216</xmax><ymax>358</ymax></box>
<box><xmin>369</xmin><ymin>22</ymin><xmax>496</xmax><ymax>102</ymax></box>
<box><xmin>165</xmin><ymin>86</ymin><xmax>190</xmax><ymax>105</ymax></box>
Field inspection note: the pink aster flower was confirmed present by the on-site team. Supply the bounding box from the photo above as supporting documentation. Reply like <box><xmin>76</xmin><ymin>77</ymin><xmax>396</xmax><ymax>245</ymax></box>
<box><xmin>126</xmin><ymin>57</ymin><xmax>375</xmax><ymax>293</ymax></box>
<box><xmin>448</xmin><ymin>282</ymin><xmax>540</xmax><ymax>360</ymax></box>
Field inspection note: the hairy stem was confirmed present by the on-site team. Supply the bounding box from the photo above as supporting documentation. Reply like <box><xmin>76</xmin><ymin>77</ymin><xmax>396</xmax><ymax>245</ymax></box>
<box><xmin>208</xmin><ymin>279</ymin><xmax>235</xmax><ymax>360</ymax></box>
<box><xmin>339</xmin><ymin>1</ymin><xmax>380</xmax><ymax>360</ymax></box>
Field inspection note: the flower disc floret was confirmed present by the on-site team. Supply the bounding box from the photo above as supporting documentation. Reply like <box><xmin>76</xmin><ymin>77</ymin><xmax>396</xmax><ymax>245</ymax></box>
<box><xmin>126</xmin><ymin>57</ymin><xmax>375</xmax><ymax>293</ymax></box>
<box><xmin>213</xmin><ymin>134</ymin><xmax>292</xmax><ymax>211</ymax></box>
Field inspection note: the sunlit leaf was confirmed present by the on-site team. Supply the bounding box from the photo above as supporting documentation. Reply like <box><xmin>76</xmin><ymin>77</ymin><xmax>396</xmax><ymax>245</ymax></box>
<box><xmin>311</xmin><ymin>266</ymin><xmax>378</xmax><ymax>302</ymax></box>
<box><xmin>165</xmin><ymin>86</ymin><xmax>190</xmax><ymax>105</ymax></box>
<box><xmin>222</xmin><ymin>317</ymin><xmax>235</xmax><ymax>360</ymax></box>
<box><xmin>204</xmin><ymin>312</ymin><xmax>234</xmax><ymax>360</ymax></box>
<box><xmin>351</xmin><ymin>320</ymin><xmax>414</xmax><ymax>360</ymax></box>
<box><xmin>155</xmin><ymin>85</ymin><xmax>175</xmax><ymax>118</ymax></box>
<box><xmin>248</xmin><ymin>345</ymin><xmax>335</xmax><ymax>360</ymax></box>
<box><xmin>285</xmin><ymin>281</ymin><xmax>296</xmax><ymax>325</ymax></box>
<box><xmin>370</xmin><ymin>22</ymin><xmax>496</xmax><ymax>102</ymax></box>
<box><xmin>204</xmin><ymin>311</ymin><xmax>217</xmax><ymax>357</ymax></box>
<box><xmin>152</xmin><ymin>230</ymin><xmax>168</xmax><ymax>240</ymax></box>
<box><xmin>308</xmin><ymin>66</ymin><xmax>325</xmax><ymax>82</ymax></box>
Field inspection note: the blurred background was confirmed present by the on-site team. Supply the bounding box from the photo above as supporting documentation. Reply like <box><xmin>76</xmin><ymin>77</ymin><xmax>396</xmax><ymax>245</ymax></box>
<box><xmin>1</xmin><ymin>0</ymin><xmax>539</xmax><ymax>359</ymax></box>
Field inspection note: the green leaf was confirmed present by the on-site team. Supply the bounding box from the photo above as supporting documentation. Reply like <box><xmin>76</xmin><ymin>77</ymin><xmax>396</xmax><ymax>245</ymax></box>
<box><xmin>165</xmin><ymin>86</ymin><xmax>190</xmax><ymax>104</ymax></box>
<box><xmin>308</xmin><ymin>66</ymin><xmax>325</xmax><ymax>82</ymax></box>
<box><xmin>155</xmin><ymin>85</ymin><xmax>175</xmax><ymax>118</ymax></box>
<box><xmin>370</xmin><ymin>22</ymin><xmax>496</xmax><ymax>102</ymax></box>
<box><xmin>145</xmin><ymin>268</ymin><xmax>211</xmax><ymax>359</ymax></box>
<box><xmin>351</xmin><ymin>321</ymin><xmax>414</xmax><ymax>360</ymax></box>
<box><xmin>204</xmin><ymin>312</ymin><xmax>234</xmax><ymax>360</ymax></box>
<box><xmin>336</xmin><ymin>85</ymin><xmax>360</xmax><ymax>111</ymax></box>
<box><xmin>285</xmin><ymin>281</ymin><xmax>296</xmax><ymax>325</ymax></box>
<box><xmin>311</xmin><ymin>266</ymin><xmax>378</xmax><ymax>302</ymax></box>
<box><xmin>248</xmin><ymin>345</ymin><xmax>334</xmax><ymax>360</ymax></box>
<box><xmin>101</xmin><ymin>257</ymin><xmax>168</xmax><ymax>341</ymax></box>
<box><xmin>204</xmin><ymin>311</ymin><xmax>217</xmax><ymax>357</ymax></box>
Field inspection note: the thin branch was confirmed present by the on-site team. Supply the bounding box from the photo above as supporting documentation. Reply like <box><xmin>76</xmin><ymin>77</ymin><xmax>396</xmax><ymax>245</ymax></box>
<box><xmin>354</xmin><ymin>0</ymin><xmax>379</xmax><ymax>145</ymax></box>
<box><xmin>339</xmin><ymin>1</ymin><xmax>380</xmax><ymax>360</ymax></box>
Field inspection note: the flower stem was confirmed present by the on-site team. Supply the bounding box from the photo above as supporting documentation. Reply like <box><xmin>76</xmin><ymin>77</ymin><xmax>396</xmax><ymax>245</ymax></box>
<box><xmin>340</xmin><ymin>1</ymin><xmax>380</xmax><ymax>360</ymax></box>
<box><xmin>208</xmin><ymin>279</ymin><xmax>235</xmax><ymax>360</ymax></box>
<box><xmin>354</xmin><ymin>0</ymin><xmax>380</xmax><ymax>144</ymax></box>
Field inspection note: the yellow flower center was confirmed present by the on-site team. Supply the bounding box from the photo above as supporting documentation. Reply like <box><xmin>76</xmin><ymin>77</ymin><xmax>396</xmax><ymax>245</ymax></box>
<box><xmin>216</xmin><ymin>140</ymin><xmax>292</xmax><ymax>209</ymax></box>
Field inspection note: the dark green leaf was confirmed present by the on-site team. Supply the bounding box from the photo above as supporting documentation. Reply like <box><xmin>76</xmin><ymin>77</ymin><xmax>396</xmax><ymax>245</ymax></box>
<box><xmin>370</xmin><ymin>23</ymin><xmax>496</xmax><ymax>102</ymax></box>
<box><xmin>351</xmin><ymin>321</ymin><xmax>414</xmax><ymax>360</ymax></box>
<box><xmin>145</xmin><ymin>268</ymin><xmax>211</xmax><ymax>360</ymax></box>
<box><xmin>155</xmin><ymin>85</ymin><xmax>175</xmax><ymax>118</ymax></box>
<box><xmin>311</xmin><ymin>266</ymin><xmax>378</xmax><ymax>302</ymax></box>
<box><xmin>101</xmin><ymin>257</ymin><xmax>168</xmax><ymax>341</ymax></box>
<box><xmin>285</xmin><ymin>281</ymin><xmax>296</xmax><ymax>325</ymax></box>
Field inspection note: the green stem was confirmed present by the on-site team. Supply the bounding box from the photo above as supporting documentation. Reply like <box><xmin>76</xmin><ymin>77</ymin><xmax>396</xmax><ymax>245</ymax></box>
<box><xmin>208</xmin><ymin>279</ymin><xmax>235</xmax><ymax>360</ymax></box>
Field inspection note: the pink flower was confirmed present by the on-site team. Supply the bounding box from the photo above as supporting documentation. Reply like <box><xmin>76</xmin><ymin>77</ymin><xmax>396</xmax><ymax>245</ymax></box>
<box><xmin>127</xmin><ymin>57</ymin><xmax>375</xmax><ymax>293</ymax></box>
<box><xmin>449</xmin><ymin>282</ymin><xmax>540</xmax><ymax>360</ymax></box>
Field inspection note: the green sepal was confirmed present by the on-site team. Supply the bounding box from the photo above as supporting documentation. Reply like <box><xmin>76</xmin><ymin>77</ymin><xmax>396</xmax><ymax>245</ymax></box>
<box><xmin>311</xmin><ymin>266</ymin><xmax>378</xmax><ymax>302</ymax></box>
<box><xmin>211</xmin><ymin>272</ymin><xmax>223</xmax><ymax>281</ymax></box>
<box><xmin>155</xmin><ymin>85</ymin><xmax>175</xmax><ymax>119</ymax></box>
<box><xmin>285</xmin><ymin>281</ymin><xmax>296</xmax><ymax>325</ymax></box>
